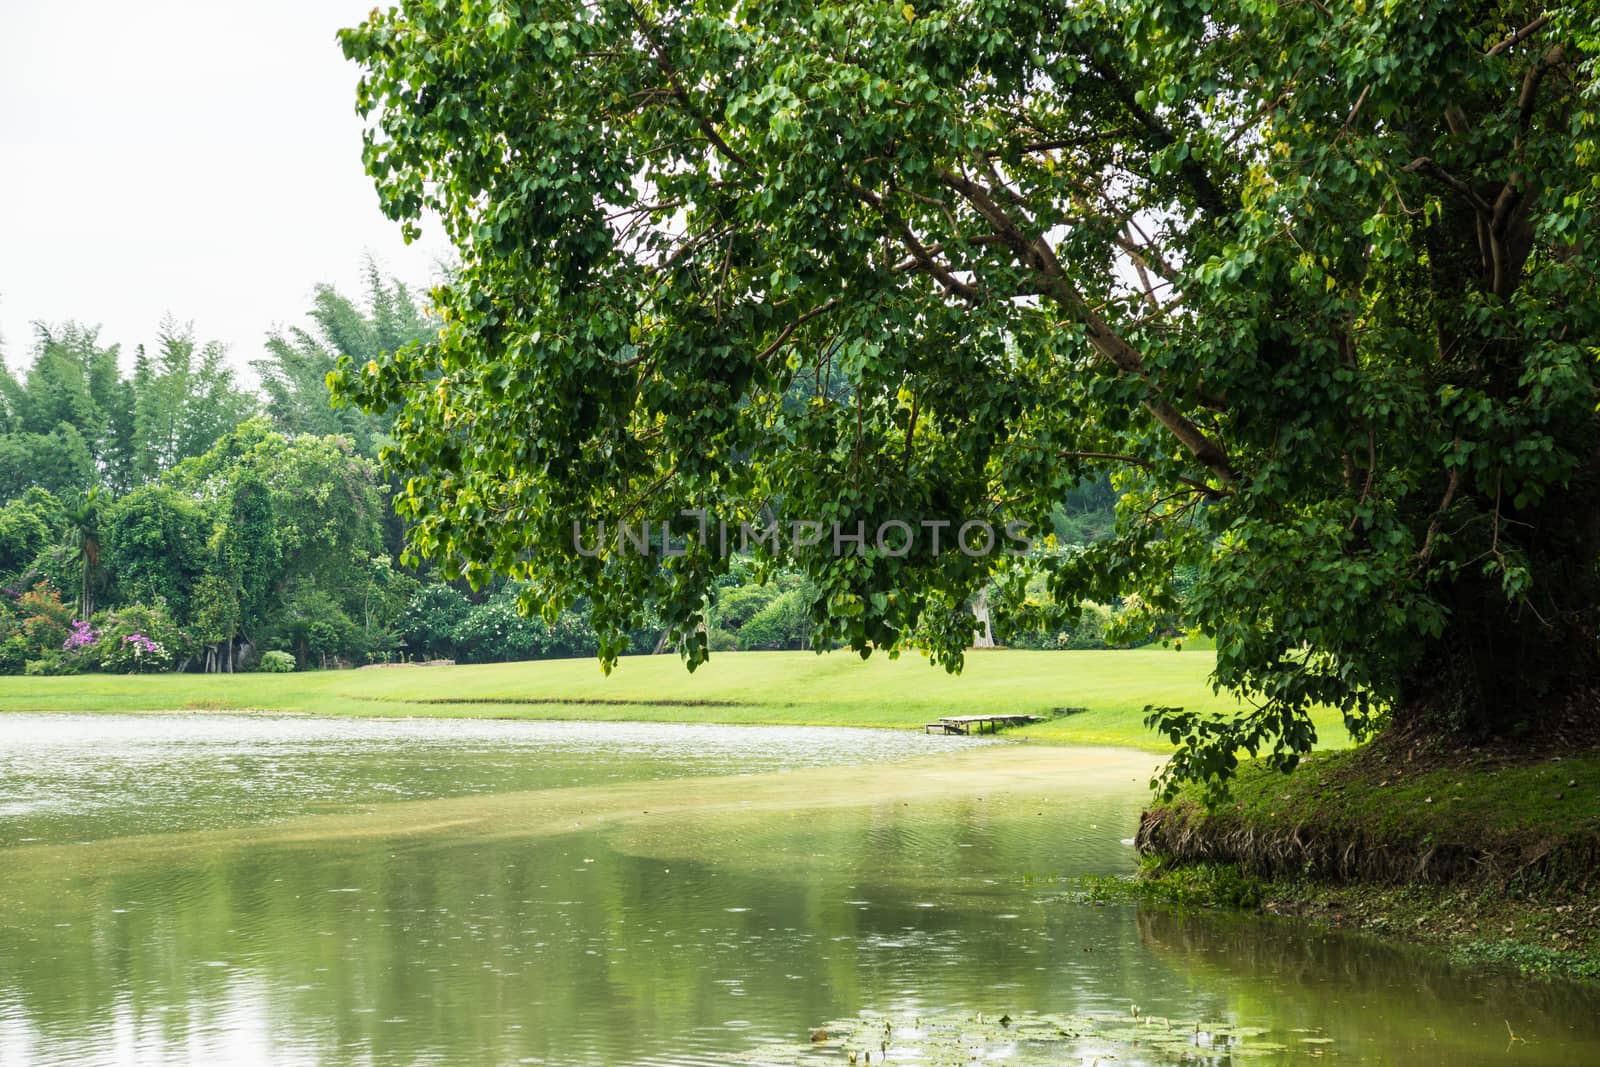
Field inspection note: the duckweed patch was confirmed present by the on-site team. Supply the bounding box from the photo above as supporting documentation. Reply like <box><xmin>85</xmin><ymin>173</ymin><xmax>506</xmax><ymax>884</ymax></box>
<box><xmin>745</xmin><ymin>1010</ymin><xmax>1308</xmax><ymax>1065</ymax></box>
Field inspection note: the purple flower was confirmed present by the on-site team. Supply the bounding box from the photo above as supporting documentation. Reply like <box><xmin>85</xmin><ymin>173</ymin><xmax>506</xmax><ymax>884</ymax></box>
<box><xmin>63</xmin><ymin>620</ymin><xmax>100</xmax><ymax>652</ymax></box>
<box><xmin>121</xmin><ymin>632</ymin><xmax>164</xmax><ymax>657</ymax></box>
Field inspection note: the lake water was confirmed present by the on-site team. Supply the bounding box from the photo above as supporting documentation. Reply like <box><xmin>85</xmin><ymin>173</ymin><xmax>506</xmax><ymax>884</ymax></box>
<box><xmin>1</xmin><ymin>713</ymin><xmax>1597</xmax><ymax>1065</ymax></box>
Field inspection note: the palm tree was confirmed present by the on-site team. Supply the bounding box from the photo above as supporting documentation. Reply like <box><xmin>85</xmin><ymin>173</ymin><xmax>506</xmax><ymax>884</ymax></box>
<box><xmin>64</xmin><ymin>488</ymin><xmax>103</xmax><ymax>619</ymax></box>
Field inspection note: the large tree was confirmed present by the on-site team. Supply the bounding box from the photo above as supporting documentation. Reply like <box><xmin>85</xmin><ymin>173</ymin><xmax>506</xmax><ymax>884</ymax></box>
<box><xmin>335</xmin><ymin>2</ymin><xmax>1600</xmax><ymax>790</ymax></box>
<box><xmin>100</xmin><ymin>485</ymin><xmax>211</xmax><ymax>627</ymax></box>
<box><xmin>0</xmin><ymin>320</ymin><xmax>253</xmax><ymax>494</ymax></box>
<box><xmin>0</xmin><ymin>324</ymin><xmax>123</xmax><ymax>494</ymax></box>
<box><xmin>253</xmin><ymin>268</ymin><xmax>433</xmax><ymax>457</ymax></box>
<box><xmin>167</xmin><ymin>418</ymin><xmax>389</xmax><ymax>648</ymax></box>
<box><xmin>129</xmin><ymin>320</ymin><xmax>257</xmax><ymax>484</ymax></box>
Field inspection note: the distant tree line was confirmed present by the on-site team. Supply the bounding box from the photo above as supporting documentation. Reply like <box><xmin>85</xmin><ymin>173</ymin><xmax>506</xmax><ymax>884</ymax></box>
<box><xmin>0</xmin><ymin>269</ymin><xmax>1125</xmax><ymax>676</ymax></box>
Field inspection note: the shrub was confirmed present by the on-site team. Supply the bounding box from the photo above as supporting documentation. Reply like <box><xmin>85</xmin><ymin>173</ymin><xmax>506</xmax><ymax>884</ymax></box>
<box><xmin>1006</xmin><ymin>601</ymin><xmax>1118</xmax><ymax>650</ymax></box>
<box><xmin>24</xmin><ymin>652</ymin><xmax>76</xmax><ymax>676</ymax></box>
<box><xmin>63</xmin><ymin>619</ymin><xmax>100</xmax><ymax>652</ymax></box>
<box><xmin>451</xmin><ymin>586</ymin><xmax>601</xmax><ymax>662</ymax></box>
<box><xmin>1071</xmin><ymin>602</ymin><xmax>1115</xmax><ymax>648</ymax></box>
<box><xmin>258</xmin><ymin>650</ymin><xmax>296</xmax><ymax>673</ymax></box>
<box><xmin>18</xmin><ymin>582</ymin><xmax>73</xmax><ymax>654</ymax></box>
<box><xmin>61</xmin><ymin>618</ymin><xmax>103</xmax><ymax>670</ymax></box>
<box><xmin>13</xmin><ymin>544</ymin><xmax>78</xmax><ymax>602</ymax></box>
<box><xmin>452</xmin><ymin>592</ymin><xmax>546</xmax><ymax>662</ymax></box>
<box><xmin>737</xmin><ymin>588</ymin><xmax>813</xmax><ymax>650</ymax></box>
<box><xmin>712</xmin><ymin>583</ymin><xmax>781</xmax><ymax>633</ymax></box>
<box><xmin>91</xmin><ymin>603</ymin><xmax>186</xmax><ymax>673</ymax></box>
<box><xmin>707</xmin><ymin>628</ymin><xmax>739</xmax><ymax>652</ymax></box>
<box><xmin>360</xmin><ymin>627</ymin><xmax>404</xmax><ymax>665</ymax></box>
<box><xmin>277</xmin><ymin>587</ymin><xmax>359</xmax><ymax>668</ymax></box>
<box><xmin>402</xmin><ymin>584</ymin><xmax>471</xmax><ymax>659</ymax></box>
<box><xmin>0</xmin><ymin>635</ymin><xmax>27</xmax><ymax>675</ymax></box>
<box><xmin>102</xmin><ymin>632</ymin><xmax>170</xmax><ymax>674</ymax></box>
<box><xmin>541</xmin><ymin>604</ymin><xmax>600</xmax><ymax>658</ymax></box>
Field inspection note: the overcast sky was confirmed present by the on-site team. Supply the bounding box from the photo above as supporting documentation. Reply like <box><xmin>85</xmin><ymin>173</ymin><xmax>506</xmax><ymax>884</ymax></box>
<box><xmin>0</xmin><ymin>0</ymin><xmax>452</xmax><ymax>377</ymax></box>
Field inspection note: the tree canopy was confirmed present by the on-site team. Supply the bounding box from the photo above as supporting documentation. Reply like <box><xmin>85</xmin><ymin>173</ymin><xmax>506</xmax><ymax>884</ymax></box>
<box><xmin>0</xmin><ymin>320</ymin><xmax>254</xmax><ymax>496</ymax></box>
<box><xmin>0</xmin><ymin>276</ymin><xmax>669</xmax><ymax>677</ymax></box>
<box><xmin>254</xmin><ymin>266</ymin><xmax>432</xmax><ymax>457</ymax></box>
<box><xmin>336</xmin><ymin>1</ymin><xmax>1600</xmax><ymax>791</ymax></box>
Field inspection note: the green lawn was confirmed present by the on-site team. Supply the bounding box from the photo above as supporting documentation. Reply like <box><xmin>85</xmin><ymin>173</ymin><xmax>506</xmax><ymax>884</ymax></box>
<box><xmin>0</xmin><ymin>649</ymin><xmax>1355</xmax><ymax>753</ymax></box>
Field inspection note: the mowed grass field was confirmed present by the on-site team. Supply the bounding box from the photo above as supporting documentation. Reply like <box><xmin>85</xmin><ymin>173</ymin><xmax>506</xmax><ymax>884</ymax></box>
<box><xmin>0</xmin><ymin>649</ymin><xmax>1355</xmax><ymax>753</ymax></box>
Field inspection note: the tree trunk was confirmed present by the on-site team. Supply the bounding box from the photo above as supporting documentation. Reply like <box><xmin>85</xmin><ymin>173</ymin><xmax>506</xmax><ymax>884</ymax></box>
<box><xmin>1394</xmin><ymin>476</ymin><xmax>1600</xmax><ymax>743</ymax></box>
<box><xmin>971</xmin><ymin>589</ymin><xmax>995</xmax><ymax>649</ymax></box>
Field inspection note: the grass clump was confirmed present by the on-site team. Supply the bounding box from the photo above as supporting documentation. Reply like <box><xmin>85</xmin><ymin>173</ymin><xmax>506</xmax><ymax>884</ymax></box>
<box><xmin>1076</xmin><ymin>860</ymin><xmax>1266</xmax><ymax>910</ymax></box>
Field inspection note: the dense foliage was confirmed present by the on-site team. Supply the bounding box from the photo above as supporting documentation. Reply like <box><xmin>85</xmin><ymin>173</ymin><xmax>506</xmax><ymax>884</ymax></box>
<box><xmin>0</xmin><ymin>276</ymin><xmax>659</xmax><ymax>674</ymax></box>
<box><xmin>337</xmin><ymin>1</ymin><xmax>1600</xmax><ymax>792</ymax></box>
<box><xmin>7</xmin><ymin>271</ymin><xmax>1116</xmax><ymax>674</ymax></box>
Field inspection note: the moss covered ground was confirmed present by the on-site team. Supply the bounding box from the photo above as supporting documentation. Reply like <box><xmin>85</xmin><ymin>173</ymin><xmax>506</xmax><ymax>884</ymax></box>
<box><xmin>1133</xmin><ymin>745</ymin><xmax>1600</xmax><ymax>982</ymax></box>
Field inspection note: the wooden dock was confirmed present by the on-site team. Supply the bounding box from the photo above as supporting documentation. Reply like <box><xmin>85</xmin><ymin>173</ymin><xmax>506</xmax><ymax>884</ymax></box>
<box><xmin>923</xmin><ymin>714</ymin><xmax>1044</xmax><ymax>736</ymax></box>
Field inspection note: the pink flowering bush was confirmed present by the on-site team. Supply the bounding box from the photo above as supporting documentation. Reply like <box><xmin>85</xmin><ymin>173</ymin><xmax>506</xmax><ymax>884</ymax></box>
<box><xmin>119</xmin><ymin>633</ymin><xmax>167</xmax><ymax>671</ymax></box>
<box><xmin>90</xmin><ymin>603</ymin><xmax>186</xmax><ymax>673</ymax></box>
<box><xmin>63</xmin><ymin>620</ymin><xmax>100</xmax><ymax>651</ymax></box>
<box><xmin>59</xmin><ymin>619</ymin><xmax>103</xmax><ymax>670</ymax></box>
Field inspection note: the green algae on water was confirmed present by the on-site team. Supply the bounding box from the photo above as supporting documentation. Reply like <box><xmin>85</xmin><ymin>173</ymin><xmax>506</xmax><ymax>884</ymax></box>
<box><xmin>745</xmin><ymin>1010</ymin><xmax>1299</xmax><ymax>1065</ymax></box>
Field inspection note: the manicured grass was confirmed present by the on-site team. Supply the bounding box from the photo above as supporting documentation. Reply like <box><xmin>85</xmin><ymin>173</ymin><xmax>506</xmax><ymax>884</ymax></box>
<box><xmin>0</xmin><ymin>648</ymin><xmax>1355</xmax><ymax>752</ymax></box>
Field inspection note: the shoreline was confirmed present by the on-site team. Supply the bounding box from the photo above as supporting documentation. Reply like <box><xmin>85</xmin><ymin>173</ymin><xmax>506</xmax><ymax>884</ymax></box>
<box><xmin>0</xmin><ymin>649</ymin><xmax>1289</xmax><ymax>753</ymax></box>
<box><xmin>1131</xmin><ymin>746</ymin><xmax>1600</xmax><ymax>984</ymax></box>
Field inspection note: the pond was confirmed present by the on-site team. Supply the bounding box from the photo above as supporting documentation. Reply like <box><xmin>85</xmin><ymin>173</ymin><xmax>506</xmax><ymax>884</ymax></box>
<box><xmin>1</xmin><ymin>713</ymin><xmax>1597</xmax><ymax>1065</ymax></box>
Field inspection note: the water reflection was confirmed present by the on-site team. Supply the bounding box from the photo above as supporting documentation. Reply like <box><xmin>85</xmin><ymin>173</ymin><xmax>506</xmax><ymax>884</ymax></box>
<box><xmin>0</xmin><ymin>715</ymin><xmax>1596</xmax><ymax>1065</ymax></box>
<box><xmin>1135</xmin><ymin>908</ymin><xmax>1600</xmax><ymax>1064</ymax></box>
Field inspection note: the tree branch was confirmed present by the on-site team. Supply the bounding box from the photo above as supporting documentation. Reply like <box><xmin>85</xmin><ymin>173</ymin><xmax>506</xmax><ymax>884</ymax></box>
<box><xmin>625</xmin><ymin>2</ymin><xmax>754</xmax><ymax>172</ymax></box>
<box><xmin>1517</xmin><ymin>43</ymin><xmax>1566</xmax><ymax>132</ymax></box>
<box><xmin>941</xmin><ymin>167</ymin><xmax>1238</xmax><ymax>486</ymax></box>
<box><xmin>1058</xmin><ymin>450</ymin><xmax>1230</xmax><ymax>499</ymax></box>
<box><xmin>1487</xmin><ymin>14</ymin><xmax>1551</xmax><ymax>57</ymax></box>
<box><xmin>1416</xmin><ymin>464</ymin><xmax>1463</xmax><ymax>567</ymax></box>
<box><xmin>849</xmin><ymin>183</ymin><xmax>983</xmax><ymax>302</ymax></box>
<box><xmin>1346</xmin><ymin>425</ymin><xmax>1377</xmax><ymax>532</ymax></box>
<box><xmin>1086</xmin><ymin>61</ymin><xmax>1233</xmax><ymax>216</ymax></box>
<box><xmin>1402</xmin><ymin>156</ymin><xmax>1494</xmax><ymax>215</ymax></box>
<box><xmin>754</xmin><ymin>298</ymin><xmax>844</xmax><ymax>362</ymax></box>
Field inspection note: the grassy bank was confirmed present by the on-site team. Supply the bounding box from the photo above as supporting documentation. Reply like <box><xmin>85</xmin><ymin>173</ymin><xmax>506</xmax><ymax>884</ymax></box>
<box><xmin>0</xmin><ymin>648</ymin><xmax>1352</xmax><ymax>752</ymax></box>
<box><xmin>1132</xmin><ymin>746</ymin><xmax>1600</xmax><ymax>981</ymax></box>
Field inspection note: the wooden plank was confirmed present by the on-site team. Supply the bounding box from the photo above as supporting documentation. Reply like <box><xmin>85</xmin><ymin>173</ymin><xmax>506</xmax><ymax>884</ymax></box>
<box><xmin>931</xmin><ymin>713</ymin><xmax>1045</xmax><ymax>735</ymax></box>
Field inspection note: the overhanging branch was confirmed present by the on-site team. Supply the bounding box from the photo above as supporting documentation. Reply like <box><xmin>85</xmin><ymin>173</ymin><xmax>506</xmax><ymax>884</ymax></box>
<box><xmin>1058</xmin><ymin>450</ymin><xmax>1230</xmax><ymax>500</ymax></box>
<box><xmin>941</xmin><ymin>166</ymin><xmax>1239</xmax><ymax>487</ymax></box>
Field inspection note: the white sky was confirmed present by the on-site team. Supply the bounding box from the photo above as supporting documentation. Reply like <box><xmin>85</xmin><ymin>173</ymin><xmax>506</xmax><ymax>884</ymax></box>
<box><xmin>0</xmin><ymin>0</ymin><xmax>452</xmax><ymax>378</ymax></box>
